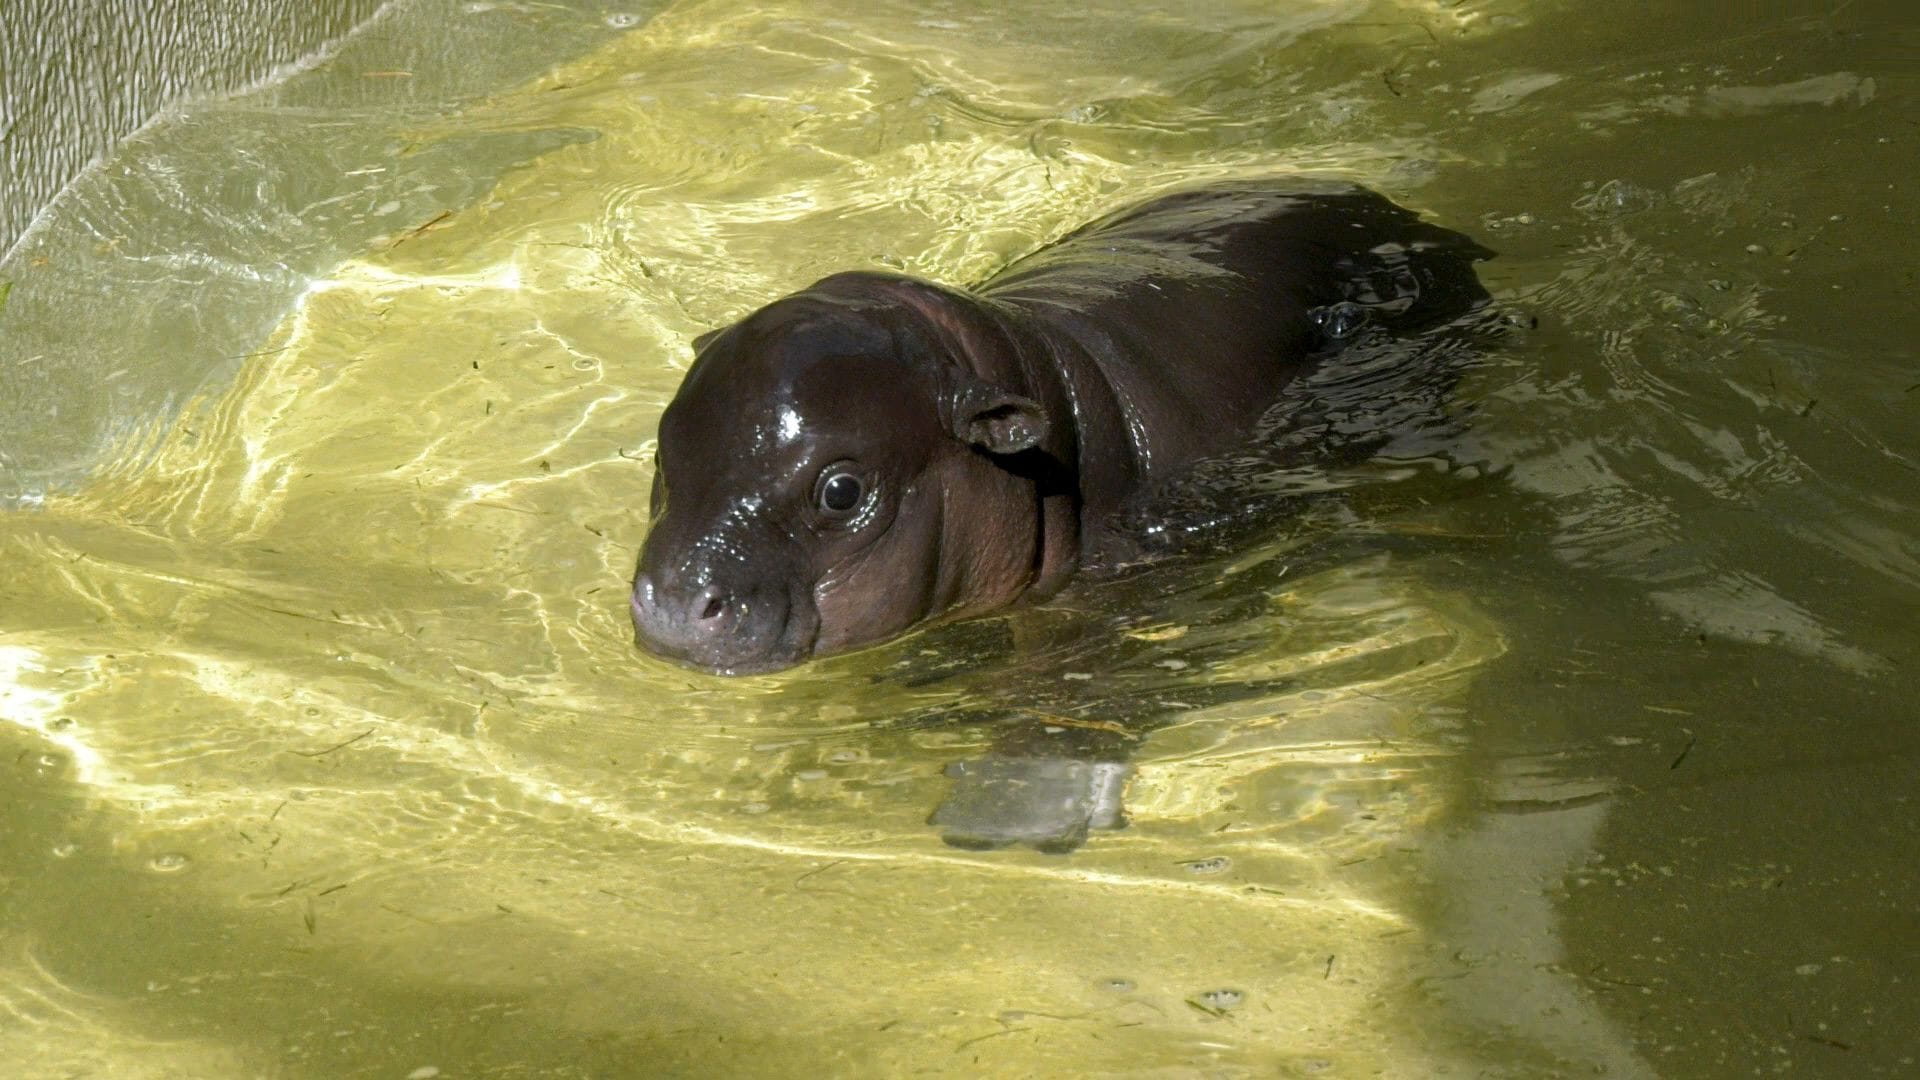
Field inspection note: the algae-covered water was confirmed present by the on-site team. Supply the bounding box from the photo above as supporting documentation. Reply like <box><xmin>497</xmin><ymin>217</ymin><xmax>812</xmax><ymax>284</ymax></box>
<box><xmin>2</xmin><ymin>0</ymin><xmax>1916</xmax><ymax>1075</ymax></box>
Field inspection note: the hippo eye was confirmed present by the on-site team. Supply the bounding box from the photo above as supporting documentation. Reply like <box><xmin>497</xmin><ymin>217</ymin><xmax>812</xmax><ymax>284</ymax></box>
<box><xmin>815</xmin><ymin>468</ymin><xmax>865</xmax><ymax>516</ymax></box>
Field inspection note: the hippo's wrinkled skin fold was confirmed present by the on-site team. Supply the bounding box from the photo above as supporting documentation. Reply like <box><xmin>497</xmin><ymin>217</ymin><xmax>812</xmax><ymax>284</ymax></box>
<box><xmin>630</xmin><ymin>178</ymin><xmax>1490</xmax><ymax>674</ymax></box>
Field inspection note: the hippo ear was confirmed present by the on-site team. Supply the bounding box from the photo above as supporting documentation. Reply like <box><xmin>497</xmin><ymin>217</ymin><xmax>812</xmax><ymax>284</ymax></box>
<box><xmin>947</xmin><ymin>377</ymin><xmax>1048</xmax><ymax>455</ymax></box>
<box><xmin>692</xmin><ymin>327</ymin><xmax>723</xmax><ymax>352</ymax></box>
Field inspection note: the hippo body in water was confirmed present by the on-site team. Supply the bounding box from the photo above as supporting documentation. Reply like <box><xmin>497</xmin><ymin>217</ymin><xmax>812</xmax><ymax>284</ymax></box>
<box><xmin>630</xmin><ymin>178</ymin><xmax>1490</xmax><ymax>675</ymax></box>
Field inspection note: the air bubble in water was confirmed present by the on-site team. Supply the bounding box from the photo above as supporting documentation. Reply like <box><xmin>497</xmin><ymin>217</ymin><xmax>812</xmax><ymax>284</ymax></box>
<box><xmin>1195</xmin><ymin>988</ymin><xmax>1244</xmax><ymax>1010</ymax></box>
<box><xmin>1572</xmin><ymin>179</ymin><xmax>1659</xmax><ymax>218</ymax></box>
<box><xmin>1312</xmin><ymin>301</ymin><xmax>1369</xmax><ymax>339</ymax></box>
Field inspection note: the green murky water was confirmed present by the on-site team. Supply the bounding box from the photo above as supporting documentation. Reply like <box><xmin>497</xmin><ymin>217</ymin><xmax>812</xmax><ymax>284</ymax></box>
<box><xmin>2</xmin><ymin>0</ymin><xmax>1916</xmax><ymax>1075</ymax></box>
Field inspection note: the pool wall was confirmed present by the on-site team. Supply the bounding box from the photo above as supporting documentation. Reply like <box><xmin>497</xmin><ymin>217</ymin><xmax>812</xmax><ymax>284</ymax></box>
<box><xmin>2</xmin><ymin>0</ymin><xmax>387</xmax><ymax>255</ymax></box>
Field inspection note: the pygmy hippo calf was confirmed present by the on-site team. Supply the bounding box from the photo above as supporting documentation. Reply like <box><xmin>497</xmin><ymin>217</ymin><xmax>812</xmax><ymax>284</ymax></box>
<box><xmin>630</xmin><ymin>178</ymin><xmax>1490</xmax><ymax>674</ymax></box>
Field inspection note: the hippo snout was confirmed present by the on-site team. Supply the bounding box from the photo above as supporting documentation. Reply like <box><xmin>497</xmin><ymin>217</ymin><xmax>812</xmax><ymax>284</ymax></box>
<box><xmin>629</xmin><ymin>570</ymin><xmax>812</xmax><ymax>675</ymax></box>
<box><xmin>632</xmin><ymin>575</ymin><xmax>725</xmax><ymax>628</ymax></box>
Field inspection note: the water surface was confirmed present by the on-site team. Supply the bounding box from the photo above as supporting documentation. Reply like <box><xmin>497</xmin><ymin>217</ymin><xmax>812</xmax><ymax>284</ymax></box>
<box><xmin>1</xmin><ymin>0</ymin><xmax>1915</xmax><ymax>1075</ymax></box>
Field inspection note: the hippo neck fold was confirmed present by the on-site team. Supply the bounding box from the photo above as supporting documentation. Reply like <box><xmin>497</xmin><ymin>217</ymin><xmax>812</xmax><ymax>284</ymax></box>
<box><xmin>813</xmin><ymin>271</ymin><xmax>1096</xmax><ymax>601</ymax></box>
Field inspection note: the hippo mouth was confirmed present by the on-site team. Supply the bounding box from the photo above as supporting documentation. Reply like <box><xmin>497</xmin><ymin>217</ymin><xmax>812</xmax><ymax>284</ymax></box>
<box><xmin>628</xmin><ymin>574</ymin><xmax>820</xmax><ymax>676</ymax></box>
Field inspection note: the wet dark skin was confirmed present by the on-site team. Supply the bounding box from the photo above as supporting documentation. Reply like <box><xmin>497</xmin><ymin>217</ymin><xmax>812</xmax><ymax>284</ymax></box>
<box><xmin>631</xmin><ymin>178</ymin><xmax>1490</xmax><ymax>675</ymax></box>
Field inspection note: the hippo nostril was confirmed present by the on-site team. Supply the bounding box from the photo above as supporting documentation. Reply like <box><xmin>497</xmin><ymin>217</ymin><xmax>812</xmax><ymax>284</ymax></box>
<box><xmin>693</xmin><ymin>585</ymin><xmax>726</xmax><ymax>622</ymax></box>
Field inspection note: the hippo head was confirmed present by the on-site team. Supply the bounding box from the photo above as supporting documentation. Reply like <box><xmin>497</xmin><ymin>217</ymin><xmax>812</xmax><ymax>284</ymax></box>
<box><xmin>630</xmin><ymin>274</ymin><xmax>1063</xmax><ymax>675</ymax></box>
